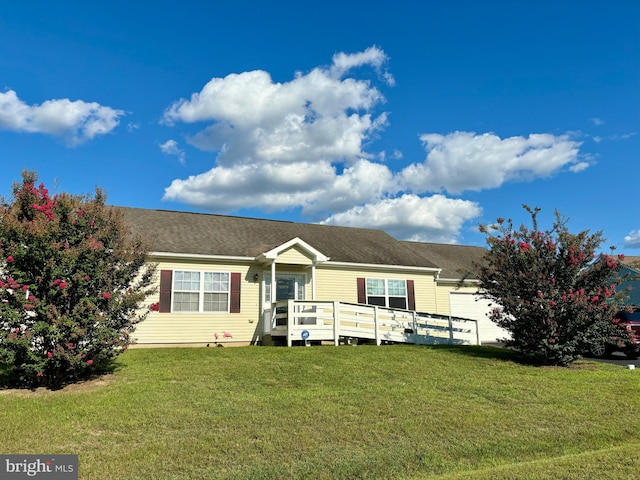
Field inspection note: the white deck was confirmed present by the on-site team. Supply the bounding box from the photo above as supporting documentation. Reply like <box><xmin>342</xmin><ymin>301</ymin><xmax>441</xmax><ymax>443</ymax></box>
<box><xmin>264</xmin><ymin>300</ymin><xmax>480</xmax><ymax>347</ymax></box>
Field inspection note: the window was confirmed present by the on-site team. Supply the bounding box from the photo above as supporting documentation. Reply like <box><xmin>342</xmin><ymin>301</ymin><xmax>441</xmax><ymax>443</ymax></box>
<box><xmin>366</xmin><ymin>278</ymin><xmax>408</xmax><ymax>309</ymax></box>
<box><xmin>173</xmin><ymin>271</ymin><xmax>230</xmax><ymax>312</ymax></box>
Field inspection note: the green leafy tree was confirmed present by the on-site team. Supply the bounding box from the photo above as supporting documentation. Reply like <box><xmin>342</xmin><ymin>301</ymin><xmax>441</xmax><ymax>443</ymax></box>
<box><xmin>0</xmin><ymin>171</ymin><xmax>156</xmax><ymax>388</ymax></box>
<box><xmin>477</xmin><ymin>205</ymin><xmax>629</xmax><ymax>366</ymax></box>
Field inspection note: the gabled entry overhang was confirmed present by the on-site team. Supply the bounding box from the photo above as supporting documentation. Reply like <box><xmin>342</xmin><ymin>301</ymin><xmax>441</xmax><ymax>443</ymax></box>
<box><xmin>255</xmin><ymin>237</ymin><xmax>329</xmax><ymax>264</ymax></box>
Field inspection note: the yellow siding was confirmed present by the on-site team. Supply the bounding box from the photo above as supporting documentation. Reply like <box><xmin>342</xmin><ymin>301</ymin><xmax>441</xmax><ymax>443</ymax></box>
<box><xmin>133</xmin><ymin>258</ymin><xmax>263</xmax><ymax>346</ymax></box>
<box><xmin>314</xmin><ymin>266</ymin><xmax>439</xmax><ymax>314</ymax></box>
<box><xmin>274</xmin><ymin>246</ymin><xmax>313</xmax><ymax>265</ymax></box>
<box><xmin>134</xmin><ymin>256</ymin><xmax>442</xmax><ymax>345</ymax></box>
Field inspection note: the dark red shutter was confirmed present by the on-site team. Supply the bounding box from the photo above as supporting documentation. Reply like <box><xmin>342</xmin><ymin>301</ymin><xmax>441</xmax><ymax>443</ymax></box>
<box><xmin>357</xmin><ymin>278</ymin><xmax>366</xmax><ymax>304</ymax></box>
<box><xmin>407</xmin><ymin>279</ymin><xmax>416</xmax><ymax>311</ymax></box>
<box><xmin>159</xmin><ymin>270</ymin><xmax>172</xmax><ymax>313</ymax></box>
<box><xmin>230</xmin><ymin>272</ymin><xmax>241</xmax><ymax>313</ymax></box>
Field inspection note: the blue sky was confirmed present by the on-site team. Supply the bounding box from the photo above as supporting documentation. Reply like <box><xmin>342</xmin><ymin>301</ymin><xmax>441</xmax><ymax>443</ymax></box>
<box><xmin>1</xmin><ymin>1</ymin><xmax>638</xmax><ymax>250</ymax></box>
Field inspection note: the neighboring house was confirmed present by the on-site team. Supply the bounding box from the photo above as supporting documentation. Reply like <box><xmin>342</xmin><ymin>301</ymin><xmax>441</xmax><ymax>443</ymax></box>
<box><xmin>616</xmin><ymin>256</ymin><xmax>640</xmax><ymax>305</ymax></box>
<box><xmin>118</xmin><ymin>207</ymin><xmax>500</xmax><ymax>347</ymax></box>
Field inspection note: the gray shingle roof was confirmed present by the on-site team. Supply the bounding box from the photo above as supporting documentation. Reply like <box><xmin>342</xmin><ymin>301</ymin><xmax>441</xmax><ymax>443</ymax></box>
<box><xmin>117</xmin><ymin>207</ymin><xmax>439</xmax><ymax>268</ymax></box>
<box><xmin>401</xmin><ymin>241</ymin><xmax>487</xmax><ymax>280</ymax></box>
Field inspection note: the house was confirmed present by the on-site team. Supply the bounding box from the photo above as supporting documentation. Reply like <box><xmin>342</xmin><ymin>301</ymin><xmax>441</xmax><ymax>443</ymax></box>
<box><xmin>402</xmin><ymin>241</ymin><xmax>509</xmax><ymax>344</ymax></box>
<box><xmin>616</xmin><ymin>256</ymin><xmax>640</xmax><ymax>305</ymax></box>
<box><xmin>119</xmin><ymin>207</ymin><xmax>498</xmax><ymax>347</ymax></box>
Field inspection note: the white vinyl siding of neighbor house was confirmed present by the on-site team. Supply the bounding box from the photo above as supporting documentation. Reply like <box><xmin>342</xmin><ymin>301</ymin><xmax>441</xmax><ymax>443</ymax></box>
<box><xmin>133</xmin><ymin>259</ymin><xmax>262</xmax><ymax>346</ymax></box>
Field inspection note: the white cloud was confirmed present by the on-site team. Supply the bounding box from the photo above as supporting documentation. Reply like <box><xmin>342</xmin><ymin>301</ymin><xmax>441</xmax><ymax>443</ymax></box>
<box><xmin>0</xmin><ymin>89</ymin><xmax>124</xmax><ymax>145</ymax></box>
<box><xmin>624</xmin><ymin>230</ymin><xmax>640</xmax><ymax>249</ymax></box>
<box><xmin>329</xmin><ymin>45</ymin><xmax>395</xmax><ymax>85</ymax></box>
<box><xmin>162</xmin><ymin>47</ymin><xmax>397</xmax><ymax>211</ymax></box>
<box><xmin>321</xmin><ymin>194</ymin><xmax>482</xmax><ymax>243</ymax></box>
<box><xmin>160</xmin><ymin>48</ymin><xmax>588</xmax><ymax>244</ymax></box>
<box><xmin>610</xmin><ymin>132</ymin><xmax>637</xmax><ymax>140</ymax></box>
<box><xmin>164</xmin><ymin>158</ymin><xmax>396</xmax><ymax>215</ymax></box>
<box><xmin>569</xmin><ymin>161</ymin><xmax>590</xmax><ymax>173</ymax></box>
<box><xmin>400</xmin><ymin>131</ymin><xmax>583</xmax><ymax>194</ymax></box>
<box><xmin>590</xmin><ymin>117</ymin><xmax>605</xmax><ymax>126</ymax></box>
<box><xmin>161</xmin><ymin>47</ymin><xmax>390</xmax><ymax>169</ymax></box>
<box><xmin>159</xmin><ymin>139</ymin><xmax>186</xmax><ymax>164</ymax></box>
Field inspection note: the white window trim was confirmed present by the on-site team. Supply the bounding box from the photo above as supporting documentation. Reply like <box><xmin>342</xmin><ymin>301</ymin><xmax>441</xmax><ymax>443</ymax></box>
<box><xmin>366</xmin><ymin>278</ymin><xmax>408</xmax><ymax>309</ymax></box>
<box><xmin>172</xmin><ymin>270</ymin><xmax>231</xmax><ymax>313</ymax></box>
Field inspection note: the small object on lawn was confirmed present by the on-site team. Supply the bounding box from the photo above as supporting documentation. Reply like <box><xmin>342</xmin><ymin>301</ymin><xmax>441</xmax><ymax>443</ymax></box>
<box><xmin>628</xmin><ymin>364</ymin><xmax>636</xmax><ymax>370</ymax></box>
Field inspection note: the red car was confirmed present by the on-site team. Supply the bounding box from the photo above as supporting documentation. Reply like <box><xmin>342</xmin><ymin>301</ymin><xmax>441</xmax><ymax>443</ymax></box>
<box><xmin>589</xmin><ymin>309</ymin><xmax>640</xmax><ymax>359</ymax></box>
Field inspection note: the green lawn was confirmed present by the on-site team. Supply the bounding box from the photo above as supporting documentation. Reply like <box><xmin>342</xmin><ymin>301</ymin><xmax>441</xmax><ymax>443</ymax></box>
<box><xmin>1</xmin><ymin>345</ymin><xmax>639</xmax><ymax>479</ymax></box>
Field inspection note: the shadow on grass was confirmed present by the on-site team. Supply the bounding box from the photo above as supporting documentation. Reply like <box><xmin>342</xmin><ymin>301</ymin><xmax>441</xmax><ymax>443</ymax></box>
<box><xmin>0</xmin><ymin>358</ymin><xmax>125</xmax><ymax>392</ymax></box>
<box><xmin>427</xmin><ymin>344</ymin><xmax>548</xmax><ymax>366</ymax></box>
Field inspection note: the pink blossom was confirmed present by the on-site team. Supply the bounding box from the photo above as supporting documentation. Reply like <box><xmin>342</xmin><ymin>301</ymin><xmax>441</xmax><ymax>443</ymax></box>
<box><xmin>37</xmin><ymin>372</ymin><xmax>43</xmax><ymax>377</ymax></box>
<box><xmin>6</xmin><ymin>255</ymin><xmax>13</xmax><ymax>263</ymax></box>
<box><xmin>59</xmin><ymin>281</ymin><xmax>67</xmax><ymax>290</ymax></box>
<box><xmin>47</xmin><ymin>352</ymin><xmax>53</xmax><ymax>358</ymax></box>
<box><xmin>87</xmin><ymin>359</ymin><xmax>93</xmax><ymax>366</ymax></box>
<box><xmin>102</xmin><ymin>292</ymin><xmax>112</xmax><ymax>300</ymax></box>
<box><xmin>67</xmin><ymin>343</ymin><xmax>74</xmax><ymax>349</ymax></box>
<box><xmin>84</xmin><ymin>275</ymin><xmax>90</xmax><ymax>281</ymax></box>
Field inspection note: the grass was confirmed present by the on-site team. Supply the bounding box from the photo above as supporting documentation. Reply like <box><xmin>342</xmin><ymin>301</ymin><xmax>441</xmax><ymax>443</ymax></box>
<box><xmin>0</xmin><ymin>345</ymin><xmax>639</xmax><ymax>479</ymax></box>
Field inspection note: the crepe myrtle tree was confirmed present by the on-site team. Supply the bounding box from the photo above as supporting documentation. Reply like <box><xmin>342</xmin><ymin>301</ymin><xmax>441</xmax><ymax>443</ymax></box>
<box><xmin>477</xmin><ymin>205</ymin><xmax>629</xmax><ymax>366</ymax></box>
<box><xmin>0</xmin><ymin>171</ymin><xmax>156</xmax><ymax>388</ymax></box>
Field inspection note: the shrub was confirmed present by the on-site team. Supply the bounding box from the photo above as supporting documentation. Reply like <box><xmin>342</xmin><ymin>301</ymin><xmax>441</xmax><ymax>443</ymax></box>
<box><xmin>0</xmin><ymin>171</ymin><xmax>156</xmax><ymax>388</ymax></box>
<box><xmin>477</xmin><ymin>205</ymin><xmax>629</xmax><ymax>366</ymax></box>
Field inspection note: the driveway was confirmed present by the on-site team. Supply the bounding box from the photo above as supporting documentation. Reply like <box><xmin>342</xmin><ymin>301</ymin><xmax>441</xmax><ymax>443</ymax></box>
<box><xmin>588</xmin><ymin>352</ymin><xmax>640</xmax><ymax>368</ymax></box>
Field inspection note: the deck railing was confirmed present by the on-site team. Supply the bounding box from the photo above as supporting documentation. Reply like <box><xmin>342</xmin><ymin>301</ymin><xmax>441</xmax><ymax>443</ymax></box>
<box><xmin>264</xmin><ymin>300</ymin><xmax>479</xmax><ymax>347</ymax></box>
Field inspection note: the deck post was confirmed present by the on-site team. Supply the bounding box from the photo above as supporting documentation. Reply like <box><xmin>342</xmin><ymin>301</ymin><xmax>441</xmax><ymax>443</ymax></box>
<box><xmin>287</xmin><ymin>299</ymin><xmax>295</xmax><ymax>347</ymax></box>
<box><xmin>333</xmin><ymin>301</ymin><xmax>340</xmax><ymax>346</ymax></box>
<box><xmin>412</xmin><ymin>311</ymin><xmax>417</xmax><ymax>335</ymax></box>
<box><xmin>448</xmin><ymin>315</ymin><xmax>454</xmax><ymax>344</ymax></box>
<box><xmin>374</xmin><ymin>306</ymin><xmax>381</xmax><ymax>346</ymax></box>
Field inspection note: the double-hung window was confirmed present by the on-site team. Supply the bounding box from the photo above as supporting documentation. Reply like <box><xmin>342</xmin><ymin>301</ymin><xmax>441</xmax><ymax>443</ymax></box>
<box><xmin>366</xmin><ymin>278</ymin><xmax>408</xmax><ymax>309</ymax></box>
<box><xmin>172</xmin><ymin>271</ymin><xmax>230</xmax><ymax>312</ymax></box>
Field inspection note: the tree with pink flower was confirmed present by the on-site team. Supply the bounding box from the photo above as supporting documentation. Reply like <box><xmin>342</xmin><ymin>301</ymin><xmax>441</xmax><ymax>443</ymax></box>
<box><xmin>0</xmin><ymin>170</ymin><xmax>156</xmax><ymax>388</ymax></box>
<box><xmin>477</xmin><ymin>205</ymin><xmax>630</xmax><ymax>366</ymax></box>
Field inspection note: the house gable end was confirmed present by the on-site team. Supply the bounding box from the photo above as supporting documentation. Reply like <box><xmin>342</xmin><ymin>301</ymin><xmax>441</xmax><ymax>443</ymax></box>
<box><xmin>257</xmin><ymin>237</ymin><xmax>328</xmax><ymax>264</ymax></box>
